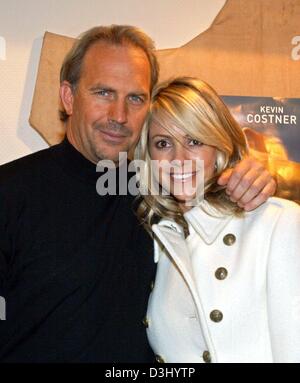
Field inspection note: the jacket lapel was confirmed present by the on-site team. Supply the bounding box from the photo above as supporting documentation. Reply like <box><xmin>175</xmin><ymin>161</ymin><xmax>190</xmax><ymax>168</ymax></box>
<box><xmin>152</xmin><ymin>221</ymin><xmax>198</xmax><ymax>293</ymax></box>
<box><xmin>184</xmin><ymin>203</ymin><xmax>233</xmax><ymax>244</ymax></box>
<box><xmin>151</xmin><ymin>218</ymin><xmax>218</xmax><ymax>361</ymax></box>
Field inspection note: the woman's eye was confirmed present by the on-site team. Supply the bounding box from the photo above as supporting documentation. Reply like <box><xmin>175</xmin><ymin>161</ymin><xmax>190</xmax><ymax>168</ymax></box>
<box><xmin>188</xmin><ymin>138</ymin><xmax>202</xmax><ymax>146</ymax></box>
<box><xmin>155</xmin><ymin>140</ymin><xmax>171</xmax><ymax>149</ymax></box>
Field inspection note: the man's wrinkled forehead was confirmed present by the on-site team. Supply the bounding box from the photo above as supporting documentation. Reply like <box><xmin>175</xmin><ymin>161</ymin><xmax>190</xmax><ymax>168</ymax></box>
<box><xmin>80</xmin><ymin>41</ymin><xmax>151</xmax><ymax>87</ymax></box>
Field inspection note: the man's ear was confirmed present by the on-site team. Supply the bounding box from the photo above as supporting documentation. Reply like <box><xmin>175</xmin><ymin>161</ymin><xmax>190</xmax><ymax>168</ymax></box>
<box><xmin>60</xmin><ymin>81</ymin><xmax>74</xmax><ymax>116</ymax></box>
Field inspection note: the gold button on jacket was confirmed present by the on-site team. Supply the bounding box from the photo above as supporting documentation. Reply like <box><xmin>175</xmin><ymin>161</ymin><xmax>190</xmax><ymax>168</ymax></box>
<box><xmin>203</xmin><ymin>350</ymin><xmax>212</xmax><ymax>363</ymax></box>
<box><xmin>210</xmin><ymin>310</ymin><xmax>223</xmax><ymax>322</ymax></box>
<box><xmin>142</xmin><ymin>317</ymin><xmax>149</xmax><ymax>328</ymax></box>
<box><xmin>155</xmin><ymin>355</ymin><xmax>165</xmax><ymax>363</ymax></box>
<box><xmin>223</xmin><ymin>233</ymin><xmax>236</xmax><ymax>246</ymax></box>
<box><xmin>215</xmin><ymin>267</ymin><xmax>228</xmax><ymax>280</ymax></box>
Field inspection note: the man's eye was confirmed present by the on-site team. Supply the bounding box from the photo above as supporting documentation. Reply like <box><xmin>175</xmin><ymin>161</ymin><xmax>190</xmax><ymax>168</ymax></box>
<box><xmin>188</xmin><ymin>138</ymin><xmax>203</xmax><ymax>146</ymax></box>
<box><xmin>96</xmin><ymin>89</ymin><xmax>112</xmax><ymax>97</ymax></box>
<box><xmin>155</xmin><ymin>140</ymin><xmax>171</xmax><ymax>149</ymax></box>
<box><xmin>128</xmin><ymin>95</ymin><xmax>144</xmax><ymax>104</ymax></box>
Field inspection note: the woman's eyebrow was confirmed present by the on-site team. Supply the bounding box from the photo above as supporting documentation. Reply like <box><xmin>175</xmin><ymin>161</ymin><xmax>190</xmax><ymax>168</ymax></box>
<box><xmin>150</xmin><ymin>134</ymin><xmax>173</xmax><ymax>139</ymax></box>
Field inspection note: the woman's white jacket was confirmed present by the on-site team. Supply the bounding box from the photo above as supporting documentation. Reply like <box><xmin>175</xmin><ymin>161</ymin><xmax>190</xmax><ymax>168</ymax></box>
<box><xmin>146</xmin><ymin>197</ymin><xmax>300</xmax><ymax>363</ymax></box>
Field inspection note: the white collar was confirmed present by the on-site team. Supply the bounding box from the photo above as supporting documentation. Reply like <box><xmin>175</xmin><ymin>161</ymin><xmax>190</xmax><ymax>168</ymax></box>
<box><xmin>184</xmin><ymin>201</ymin><xmax>233</xmax><ymax>245</ymax></box>
<box><xmin>154</xmin><ymin>200</ymin><xmax>234</xmax><ymax>246</ymax></box>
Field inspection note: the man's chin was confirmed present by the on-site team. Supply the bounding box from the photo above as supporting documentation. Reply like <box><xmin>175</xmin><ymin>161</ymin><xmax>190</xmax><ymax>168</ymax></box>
<box><xmin>95</xmin><ymin>149</ymin><xmax>129</xmax><ymax>166</ymax></box>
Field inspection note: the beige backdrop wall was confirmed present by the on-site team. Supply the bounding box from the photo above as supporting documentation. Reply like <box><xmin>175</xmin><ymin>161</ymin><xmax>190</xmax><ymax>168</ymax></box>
<box><xmin>0</xmin><ymin>0</ymin><xmax>225</xmax><ymax>165</ymax></box>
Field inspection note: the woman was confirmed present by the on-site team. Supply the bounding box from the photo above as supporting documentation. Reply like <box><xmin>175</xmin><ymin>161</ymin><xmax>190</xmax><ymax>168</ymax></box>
<box><xmin>134</xmin><ymin>77</ymin><xmax>300</xmax><ymax>363</ymax></box>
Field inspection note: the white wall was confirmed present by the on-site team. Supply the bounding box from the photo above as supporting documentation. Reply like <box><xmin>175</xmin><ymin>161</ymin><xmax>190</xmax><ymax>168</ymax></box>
<box><xmin>0</xmin><ymin>0</ymin><xmax>225</xmax><ymax>165</ymax></box>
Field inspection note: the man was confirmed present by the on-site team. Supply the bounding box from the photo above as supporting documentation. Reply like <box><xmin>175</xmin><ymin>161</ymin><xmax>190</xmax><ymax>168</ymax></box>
<box><xmin>0</xmin><ymin>25</ymin><xmax>276</xmax><ymax>362</ymax></box>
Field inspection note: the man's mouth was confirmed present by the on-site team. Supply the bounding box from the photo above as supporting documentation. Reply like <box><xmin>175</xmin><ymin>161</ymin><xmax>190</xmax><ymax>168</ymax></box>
<box><xmin>98</xmin><ymin>129</ymin><xmax>128</xmax><ymax>143</ymax></box>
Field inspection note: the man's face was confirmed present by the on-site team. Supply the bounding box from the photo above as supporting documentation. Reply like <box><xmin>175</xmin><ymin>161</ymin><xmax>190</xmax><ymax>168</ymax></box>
<box><xmin>60</xmin><ymin>41</ymin><xmax>151</xmax><ymax>164</ymax></box>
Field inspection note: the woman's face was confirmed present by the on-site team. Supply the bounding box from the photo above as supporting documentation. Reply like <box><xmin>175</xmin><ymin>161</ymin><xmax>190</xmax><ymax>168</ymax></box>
<box><xmin>148</xmin><ymin>121</ymin><xmax>217</xmax><ymax>210</ymax></box>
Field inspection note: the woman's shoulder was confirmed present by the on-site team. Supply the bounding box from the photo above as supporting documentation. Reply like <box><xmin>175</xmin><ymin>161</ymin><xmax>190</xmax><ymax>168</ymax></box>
<box><xmin>267</xmin><ymin>196</ymin><xmax>300</xmax><ymax>209</ymax></box>
<box><xmin>247</xmin><ymin>197</ymin><xmax>300</xmax><ymax>226</ymax></box>
<box><xmin>255</xmin><ymin>197</ymin><xmax>300</xmax><ymax>214</ymax></box>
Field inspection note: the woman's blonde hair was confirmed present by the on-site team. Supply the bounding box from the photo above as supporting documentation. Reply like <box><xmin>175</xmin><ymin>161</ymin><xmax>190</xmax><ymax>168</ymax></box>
<box><xmin>135</xmin><ymin>77</ymin><xmax>248</xmax><ymax>233</ymax></box>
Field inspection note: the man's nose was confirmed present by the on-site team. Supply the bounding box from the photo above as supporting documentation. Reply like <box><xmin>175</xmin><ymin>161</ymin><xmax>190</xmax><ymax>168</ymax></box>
<box><xmin>108</xmin><ymin>99</ymin><xmax>128</xmax><ymax>125</ymax></box>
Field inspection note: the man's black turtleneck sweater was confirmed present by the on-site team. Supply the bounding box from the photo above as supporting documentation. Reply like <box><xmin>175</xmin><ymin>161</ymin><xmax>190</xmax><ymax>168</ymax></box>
<box><xmin>0</xmin><ymin>138</ymin><xmax>156</xmax><ymax>362</ymax></box>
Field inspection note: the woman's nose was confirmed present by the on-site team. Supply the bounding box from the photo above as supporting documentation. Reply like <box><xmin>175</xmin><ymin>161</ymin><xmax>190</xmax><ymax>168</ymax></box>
<box><xmin>171</xmin><ymin>145</ymin><xmax>190</xmax><ymax>164</ymax></box>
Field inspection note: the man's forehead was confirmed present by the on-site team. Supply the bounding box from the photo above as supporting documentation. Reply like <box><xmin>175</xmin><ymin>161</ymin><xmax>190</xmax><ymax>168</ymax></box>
<box><xmin>84</xmin><ymin>40</ymin><xmax>148</xmax><ymax>65</ymax></box>
<box><xmin>80</xmin><ymin>41</ymin><xmax>151</xmax><ymax>91</ymax></box>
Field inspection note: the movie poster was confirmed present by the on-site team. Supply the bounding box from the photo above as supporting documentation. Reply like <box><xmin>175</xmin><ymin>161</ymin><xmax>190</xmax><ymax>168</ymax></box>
<box><xmin>222</xmin><ymin>96</ymin><xmax>300</xmax><ymax>203</ymax></box>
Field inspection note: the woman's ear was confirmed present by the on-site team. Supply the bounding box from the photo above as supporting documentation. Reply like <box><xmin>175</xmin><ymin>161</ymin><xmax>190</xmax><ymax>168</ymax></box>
<box><xmin>60</xmin><ymin>81</ymin><xmax>74</xmax><ymax>117</ymax></box>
